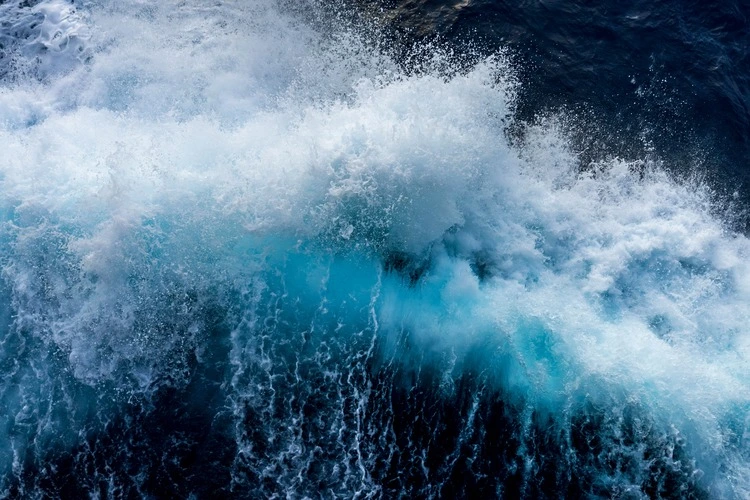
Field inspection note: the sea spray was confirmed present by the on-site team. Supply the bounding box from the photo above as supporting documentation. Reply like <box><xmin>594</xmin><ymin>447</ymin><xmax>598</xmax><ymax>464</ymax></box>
<box><xmin>0</xmin><ymin>0</ymin><xmax>748</xmax><ymax>497</ymax></box>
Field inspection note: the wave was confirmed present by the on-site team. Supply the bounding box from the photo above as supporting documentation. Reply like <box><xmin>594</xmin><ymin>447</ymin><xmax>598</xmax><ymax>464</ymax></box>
<box><xmin>0</xmin><ymin>0</ymin><xmax>748</xmax><ymax>497</ymax></box>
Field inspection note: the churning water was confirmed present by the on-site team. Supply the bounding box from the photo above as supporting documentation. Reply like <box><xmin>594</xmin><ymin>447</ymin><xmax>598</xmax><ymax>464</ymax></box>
<box><xmin>0</xmin><ymin>0</ymin><xmax>749</xmax><ymax>497</ymax></box>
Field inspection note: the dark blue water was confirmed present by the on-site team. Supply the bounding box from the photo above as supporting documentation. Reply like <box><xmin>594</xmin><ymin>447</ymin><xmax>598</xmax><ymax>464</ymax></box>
<box><xmin>0</xmin><ymin>0</ymin><xmax>749</xmax><ymax>498</ymax></box>
<box><xmin>379</xmin><ymin>0</ymin><xmax>750</xmax><ymax>211</ymax></box>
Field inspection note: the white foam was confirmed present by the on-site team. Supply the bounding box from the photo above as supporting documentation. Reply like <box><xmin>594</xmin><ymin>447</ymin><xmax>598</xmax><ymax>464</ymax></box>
<box><xmin>0</xmin><ymin>0</ymin><xmax>748</xmax><ymax>495</ymax></box>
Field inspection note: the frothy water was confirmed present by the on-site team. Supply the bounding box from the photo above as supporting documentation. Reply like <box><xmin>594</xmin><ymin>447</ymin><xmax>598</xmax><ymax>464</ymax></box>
<box><xmin>1</xmin><ymin>0</ymin><xmax>749</xmax><ymax>497</ymax></box>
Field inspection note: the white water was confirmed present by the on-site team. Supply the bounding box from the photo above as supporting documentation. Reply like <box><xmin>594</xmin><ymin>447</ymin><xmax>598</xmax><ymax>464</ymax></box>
<box><xmin>0</xmin><ymin>0</ymin><xmax>749</xmax><ymax>496</ymax></box>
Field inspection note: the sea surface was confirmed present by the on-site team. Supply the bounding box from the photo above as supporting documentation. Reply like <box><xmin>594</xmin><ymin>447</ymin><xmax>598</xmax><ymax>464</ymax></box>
<box><xmin>0</xmin><ymin>0</ymin><xmax>749</xmax><ymax>498</ymax></box>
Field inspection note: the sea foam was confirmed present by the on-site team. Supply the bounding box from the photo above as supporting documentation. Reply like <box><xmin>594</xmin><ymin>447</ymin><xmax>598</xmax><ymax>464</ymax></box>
<box><xmin>0</xmin><ymin>0</ymin><xmax>748</xmax><ymax>497</ymax></box>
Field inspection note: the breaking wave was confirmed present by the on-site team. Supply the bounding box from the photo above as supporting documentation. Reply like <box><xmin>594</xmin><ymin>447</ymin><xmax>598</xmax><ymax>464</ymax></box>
<box><xmin>0</xmin><ymin>0</ymin><xmax>748</xmax><ymax>497</ymax></box>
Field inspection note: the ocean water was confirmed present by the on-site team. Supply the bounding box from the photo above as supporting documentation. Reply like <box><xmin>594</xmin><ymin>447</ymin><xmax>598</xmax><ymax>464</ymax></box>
<box><xmin>0</xmin><ymin>0</ymin><xmax>749</xmax><ymax>498</ymax></box>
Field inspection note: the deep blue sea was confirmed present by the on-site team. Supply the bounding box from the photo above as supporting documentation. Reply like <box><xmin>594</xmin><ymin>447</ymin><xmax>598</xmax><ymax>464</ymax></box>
<box><xmin>1</xmin><ymin>0</ymin><xmax>749</xmax><ymax>498</ymax></box>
